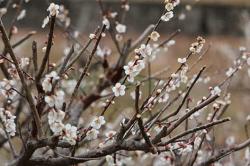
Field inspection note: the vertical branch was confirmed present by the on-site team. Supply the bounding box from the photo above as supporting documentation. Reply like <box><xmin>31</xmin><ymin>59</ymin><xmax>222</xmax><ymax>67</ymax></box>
<box><xmin>36</xmin><ymin>16</ymin><xmax>56</xmax><ymax>82</ymax></box>
<box><xmin>135</xmin><ymin>84</ymin><xmax>157</xmax><ymax>153</ymax></box>
<box><xmin>68</xmin><ymin>25</ymin><xmax>106</xmax><ymax>109</ymax></box>
<box><xmin>32</xmin><ymin>41</ymin><xmax>38</xmax><ymax>73</ymax></box>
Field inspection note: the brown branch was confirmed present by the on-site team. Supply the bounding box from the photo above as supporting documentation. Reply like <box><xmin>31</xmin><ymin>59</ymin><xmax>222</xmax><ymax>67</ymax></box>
<box><xmin>158</xmin><ymin>118</ymin><xmax>231</xmax><ymax>146</ymax></box>
<box><xmin>32</xmin><ymin>41</ymin><xmax>38</xmax><ymax>73</ymax></box>
<box><xmin>199</xmin><ymin>139</ymin><xmax>250</xmax><ymax>165</ymax></box>
<box><xmin>36</xmin><ymin>15</ymin><xmax>56</xmax><ymax>82</ymax></box>
<box><xmin>12</xmin><ymin>31</ymin><xmax>36</xmax><ymax>49</ymax></box>
<box><xmin>163</xmin><ymin>66</ymin><xmax>206</xmax><ymax>120</ymax></box>
<box><xmin>153</xmin><ymin>95</ymin><xmax>219</xmax><ymax>144</ymax></box>
<box><xmin>68</xmin><ymin>25</ymin><xmax>106</xmax><ymax>109</ymax></box>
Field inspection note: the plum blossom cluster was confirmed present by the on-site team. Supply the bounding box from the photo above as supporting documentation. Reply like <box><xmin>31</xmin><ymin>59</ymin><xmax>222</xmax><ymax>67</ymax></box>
<box><xmin>86</xmin><ymin>116</ymin><xmax>106</xmax><ymax>140</ymax></box>
<box><xmin>189</xmin><ymin>36</ymin><xmax>206</xmax><ymax>54</ymax></box>
<box><xmin>42</xmin><ymin>3</ymin><xmax>60</xmax><ymax>28</ymax></box>
<box><xmin>0</xmin><ymin>108</ymin><xmax>16</xmax><ymax>137</ymax></box>
<box><xmin>42</xmin><ymin>71</ymin><xmax>59</xmax><ymax>92</ymax></box>
<box><xmin>48</xmin><ymin>109</ymin><xmax>77</xmax><ymax>145</ymax></box>
<box><xmin>161</xmin><ymin>0</ymin><xmax>180</xmax><ymax>22</ymax></box>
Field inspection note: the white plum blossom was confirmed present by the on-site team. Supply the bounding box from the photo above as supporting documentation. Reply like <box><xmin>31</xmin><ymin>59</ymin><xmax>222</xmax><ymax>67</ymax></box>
<box><xmin>189</xmin><ymin>36</ymin><xmax>206</xmax><ymax>54</ymax></box>
<box><xmin>167</xmin><ymin>40</ymin><xmax>176</xmax><ymax>46</ymax></box>
<box><xmin>45</xmin><ymin>90</ymin><xmax>65</xmax><ymax>109</ymax></box>
<box><xmin>124</xmin><ymin>61</ymin><xmax>136</xmax><ymax>76</ymax></box>
<box><xmin>112</xmin><ymin>83</ymin><xmax>126</xmax><ymax>97</ymax></box>
<box><xmin>135</xmin><ymin>60</ymin><xmax>146</xmax><ymax>71</ymax></box>
<box><xmin>47</xmin><ymin>109</ymin><xmax>78</xmax><ymax>145</ymax></box>
<box><xmin>135</xmin><ymin>44</ymin><xmax>152</xmax><ymax>58</ymax></box>
<box><xmin>42</xmin><ymin>71</ymin><xmax>60</xmax><ymax>93</ymax></box>
<box><xmin>161</xmin><ymin>11</ymin><xmax>174</xmax><ymax>22</ymax></box>
<box><xmin>48</xmin><ymin>109</ymin><xmax>65</xmax><ymax>125</ymax></box>
<box><xmin>62</xmin><ymin>124</ymin><xmax>78</xmax><ymax>145</ymax></box>
<box><xmin>42</xmin><ymin>78</ymin><xmax>52</xmax><ymax>93</ymax></box>
<box><xmin>177</xmin><ymin>57</ymin><xmax>187</xmax><ymax>64</ymax></box>
<box><xmin>123</xmin><ymin>60</ymin><xmax>145</xmax><ymax>82</ymax></box>
<box><xmin>165</xmin><ymin>3</ymin><xmax>174</xmax><ymax>11</ymax></box>
<box><xmin>89</xmin><ymin>33</ymin><xmax>96</xmax><ymax>39</ymax></box>
<box><xmin>226</xmin><ymin>67</ymin><xmax>235</xmax><ymax>77</ymax></box>
<box><xmin>86</xmin><ymin>128</ymin><xmax>99</xmax><ymax>140</ymax></box>
<box><xmin>105</xmin><ymin>130</ymin><xmax>117</xmax><ymax>139</ymax></box>
<box><xmin>116</xmin><ymin>23</ymin><xmax>127</xmax><ymax>33</ymax></box>
<box><xmin>0</xmin><ymin>108</ymin><xmax>16</xmax><ymax>136</ymax></box>
<box><xmin>48</xmin><ymin>109</ymin><xmax>65</xmax><ymax>134</ymax></box>
<box><xmin>150</xmin><ymin>31</ymin><xmax>160</xmax><ymax>41</ymax></box>
<box><xmin>47</xmin><ymin>3</ymin><xmax>59</xmax><ymax>17</ymax></box>
<box><xmin>90</xmin><ymin>116</ymin><xmax>106</xmax><ymax>129</ymax></box>
<box><xmin>211</xmin><ymin>86</ymin><xmax>221</xmax><ymax>96</ymax></box>
<box><xmin>46</xmin><ymin>71</ymin><xmax>60</xmax><ymax>80</ymax></box>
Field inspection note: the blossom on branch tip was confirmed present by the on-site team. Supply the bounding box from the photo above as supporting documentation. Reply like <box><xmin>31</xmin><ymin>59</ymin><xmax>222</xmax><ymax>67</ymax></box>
<box><xmin>150</xmin><ymin>31</ymin><xmax>160</xmax><ymax>42</ymax></box>
<box><xmin>90</xmin><ymin>116</ymin><xmax>106</xmax><ymax>129</ymax></box>
<box><xmin>105</xmin><ymin>130</ymin><xmax>117</xmax><ymax>139</ymax></box>
<box><xmin>177</xmin><ymin>57</ymin><xmax>187</xmax><ymax>64</ymax></box>
<box><xmin>161</xmin><ymin>11</ymin><xmax>174</xmax><ymax>22</ymax></box>
<box><xmin>112</xmin><ymin>83</ymin><xmax>126</xmax><ymax>97</ymax></box>
<box><xmin>89</xmin><ymin>33</ymin><xmax>96</xmax><ymax>39</ymax></box>
<box><xmin>189</xmin><ymin>36</ymin><xmax>206</xmax><ymax>54</ymax></box>
<box><xmin>226</xmin><ymin>67</ymin><xmax>235</xmax><ymax>77</ymax></box>
<box><xmin>135</xmin><ymin>44</ymin><xmax>152</xmax><ymax>58</ymax></box>
<box><xmin>47</xmin><ymin>3</ymin><xmax>59</xmax><ymax>17</ymax></box>
<box><xmin>116</xmin><ymin>23</ymin><xmax>127</xmax><ymax>33</ymax></box>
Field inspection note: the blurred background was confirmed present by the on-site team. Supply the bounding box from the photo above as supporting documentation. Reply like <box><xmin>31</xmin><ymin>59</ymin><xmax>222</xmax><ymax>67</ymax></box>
<box><xmin>0</xmin><ymin>0</ymin><xmax>250</xmax><ymax>152</ymax></box>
